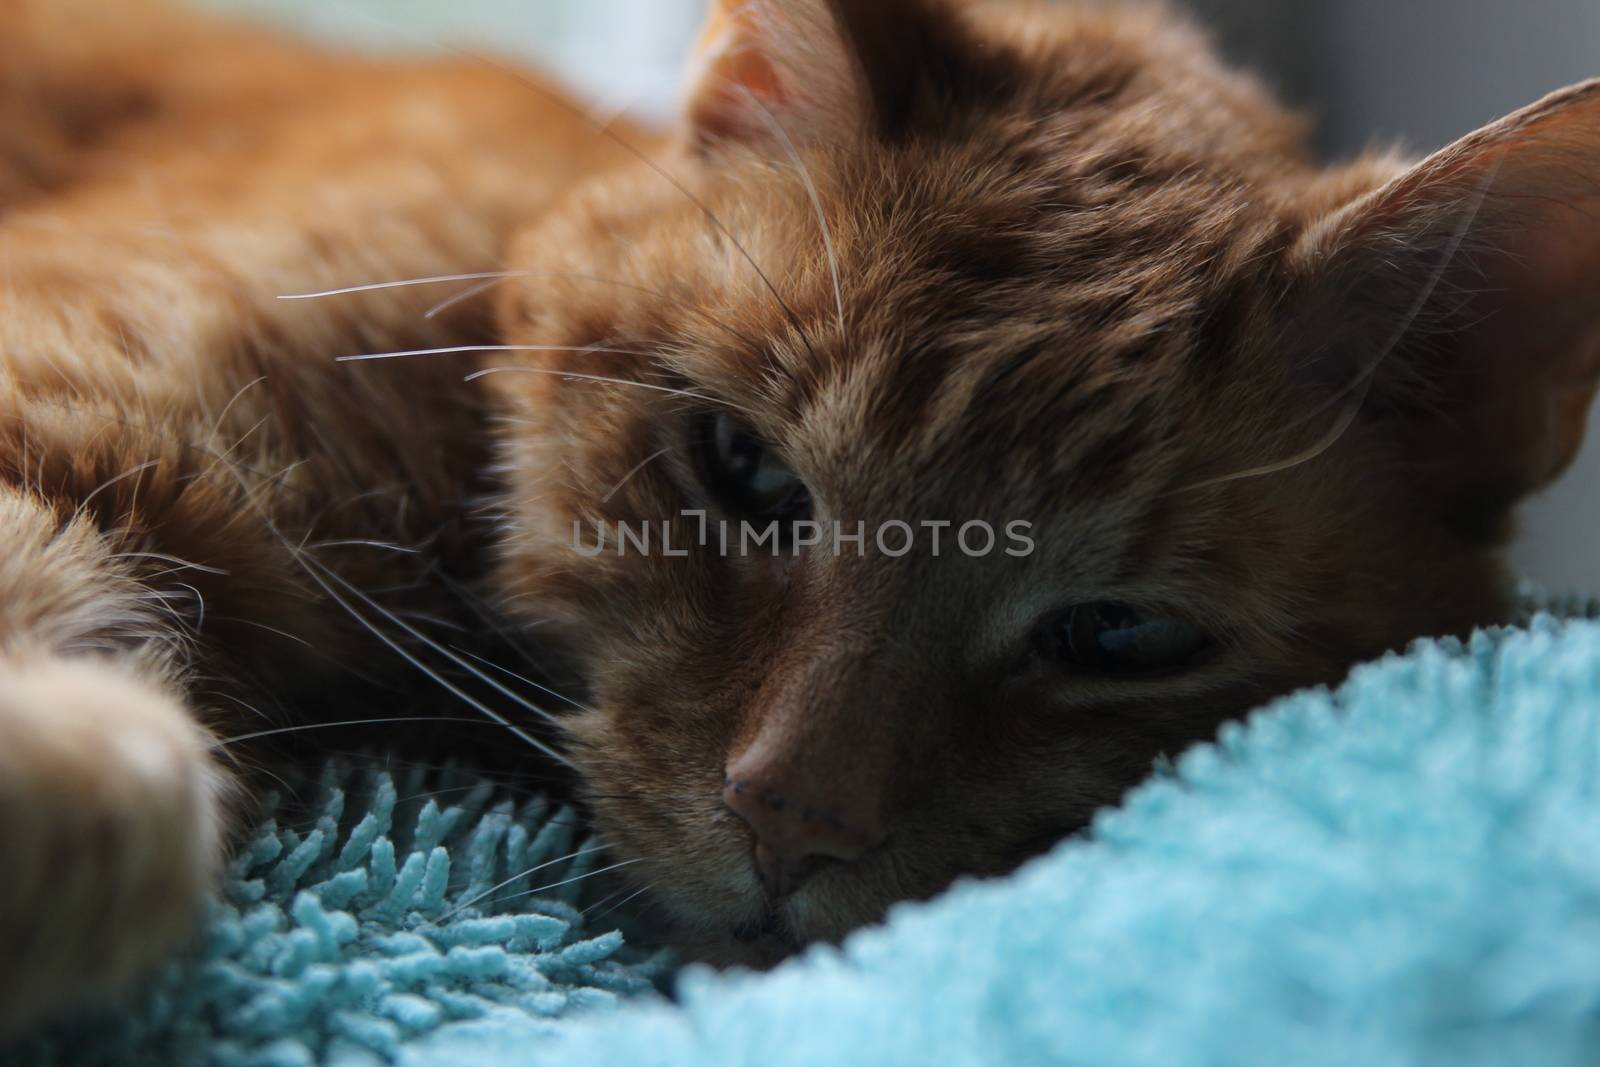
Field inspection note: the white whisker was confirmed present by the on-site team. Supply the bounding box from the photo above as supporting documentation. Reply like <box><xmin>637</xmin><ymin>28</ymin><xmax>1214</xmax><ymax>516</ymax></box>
<box><xmin>743</xmin><ymin>88</ymin><xmax>847</xmax><ymax>347</ymax></box>
<box><xmin>421</xmin><ymin>272</ymin><xmax>762</xmax><ymax>355</ymax></box>
<box><xmin>110</xmin><ymin>550</ymin><xmax>232</xmax><ymax>577</ymax></box>
<box><xmin>468</xmin><ymin>366</ymin><xmax>740</xmax><ymax>411</ymax></box>
<box><xmin>585</xmin><ymin>882</ymin><xmax>654</xmax><ymax>923</ymax></box>
<box><xmin>173</xmin><ymin>581</ymin><xmax>206</xmax><ymax>632</ymax></box>
<box><xmin>452</xmin><ymin>646</ymin><xmax>594</xmax><ymax>716</ymax></box>
<box><xmin>435</xmin><ymin>843</ymin><xmax>612</xmax><ymax>922</ymax></box>
<box><xmin>307</xmin><ymin>539</ymin><xmax>421</xmax><ymax>554</ymax></box>
<box><xmin>207</xmin><ymin>615</ymin><xmax>314</xmax><ymax>648</ymax></box>
<box><xmin>470</xmin><ymin>858</ymin><xmax>643</xmax><ymax>911</ymax></box>
<box><xmin>208</xmin><ymin>376</ymin><xmax>268</xmax><ymax>442</ymax></box>
<box><xmin>195</xmin><ymin>414</ymin><xmax>273</xmax><ymax>490</ymax></box>
<box><xmin>279</xmin><ymin>272</ymin><xmax>526</xmax><ymax>301</ymax></box>
<box><xmin>301</xmin><ymin>553</ymin><xmax>569</xmax><ymax>734</ymax></box>
<box><xmin>425</xmin><ymin>278</ymin><xmax>506</xmax><ymax>319</ymax></box>
<box><xmin>599</xmin><ymin>446</ymin><xmax>675</xmax><ymax>504</ymax></box>
<box><xmin>210</xmin><ymin>717</ymin><xmax>515</xmax><ymax>749</ymax></box>
<box><xmin>338</xmin><ymin>344</ymin><xmax>653</xmax><ymax>364</ymax></box>
<box><xmin>204</xmin><ymin>690</ymin><xmax>275</xmax><ymax>724</ymax></box>
<box><xmin>209</xmin><ymin>459</ymin><xmax>572</xmax><ymax>767</ymax></box>
<box><xmin>77</xmin><ymin>460</ymin><xmax>161</xmax><ymax>516</ymax></box>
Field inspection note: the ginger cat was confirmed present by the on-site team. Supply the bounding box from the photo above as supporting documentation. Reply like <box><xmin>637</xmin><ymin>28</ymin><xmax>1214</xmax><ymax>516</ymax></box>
<box><xmin>3</xmin><ymin>0</ymin><xmax>1598</xmax><ymax>1035</ymax></box>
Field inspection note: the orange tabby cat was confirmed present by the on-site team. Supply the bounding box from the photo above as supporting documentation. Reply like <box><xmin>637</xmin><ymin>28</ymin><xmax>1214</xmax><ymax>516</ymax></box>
<box><xmin>3</xmin><ymin>0</ymin><xmax>1598</xmax><ymax>1034</ymax></box>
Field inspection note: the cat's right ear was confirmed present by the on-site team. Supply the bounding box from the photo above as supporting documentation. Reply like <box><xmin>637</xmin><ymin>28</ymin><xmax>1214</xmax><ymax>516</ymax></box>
<box><xmin>1291</xmin><ymin>81</ymin><xmax>1600</xmax><ymax>534</ymax></box>
<box><xmin>683</xmin><ymin>0</ymin><xmax>961</xmax><ymax>151</ymax></box>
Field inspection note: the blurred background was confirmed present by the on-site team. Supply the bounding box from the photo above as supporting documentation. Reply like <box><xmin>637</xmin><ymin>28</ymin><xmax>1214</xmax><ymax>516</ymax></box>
<box><xmin>194</xmin><ymin>0</ymin><xmax>1600</xmax><ymax>592</ymax></box>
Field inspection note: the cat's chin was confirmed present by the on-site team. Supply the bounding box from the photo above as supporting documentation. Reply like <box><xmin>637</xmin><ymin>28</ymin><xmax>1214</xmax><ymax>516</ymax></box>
<box><xmin>671</xmin><ymin>907</ymin><xmax>828</xmax><ymax>972</ymax></box>
<box><xmin>648</xmin><ymin>873</ymin><xmax>896</xmax><ymax>971</ymax></box>
<box><xmin>698</xmin><ymin>916</ymin><xmax>803</xmax><ymax>971</ymax></box>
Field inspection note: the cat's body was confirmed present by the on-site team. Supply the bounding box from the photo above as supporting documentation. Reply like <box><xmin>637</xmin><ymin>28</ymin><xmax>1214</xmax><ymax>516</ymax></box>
<box><xmin>0</xmin><ymin>0</ymin><xmax>632</xmax><ymax>1028</ymax></box>
<box><xmin>4</xmin><ymin>0</ymin><xmax>1599</xmax><ymax>1034</ymax></box>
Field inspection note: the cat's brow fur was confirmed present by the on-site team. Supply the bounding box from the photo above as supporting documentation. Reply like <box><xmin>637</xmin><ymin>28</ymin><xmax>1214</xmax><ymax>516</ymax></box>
<box><xmin>2</xmin><ymin>0</ymin><xmax>1598</xmax><ymax>1027</ymax></box>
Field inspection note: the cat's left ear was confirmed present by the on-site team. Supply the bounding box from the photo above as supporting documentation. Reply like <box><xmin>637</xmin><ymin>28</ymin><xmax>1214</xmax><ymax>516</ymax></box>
<box><xmin>684</xmin><ymin>0</ymin><xmax>960</xmax><ymax>150</ymax></box>
<box><xmin>1295</xmin><ymin>81</ymin><xmax>1600</xmax><ymax>526</ymax></box>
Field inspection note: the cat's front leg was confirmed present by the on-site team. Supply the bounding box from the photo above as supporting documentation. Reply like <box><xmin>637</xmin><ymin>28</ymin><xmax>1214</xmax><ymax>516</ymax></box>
<box><xmin>0</xmin><ymin>490</ymin><xmax>230</xmax><ymax>1039</ymax></box>
<box><xmin>0</xmin><ymin>651</ymin><xmax>225</xmax><ymax>1039</ymax></box>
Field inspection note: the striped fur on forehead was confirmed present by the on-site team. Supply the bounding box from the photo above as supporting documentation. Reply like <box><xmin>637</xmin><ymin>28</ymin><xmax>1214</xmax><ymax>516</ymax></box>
<box><xmin>756</xmin><ymin>211</ymin><xmax>1284</xmax><ymax>520</ymax></box>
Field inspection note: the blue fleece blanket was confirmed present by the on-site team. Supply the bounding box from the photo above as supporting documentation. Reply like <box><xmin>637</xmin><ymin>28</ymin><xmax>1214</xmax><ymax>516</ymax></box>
<box><xmin>13</xmin><ymin>593</ymin><xmax>1600</xmax><ymax>1065</ymax></box>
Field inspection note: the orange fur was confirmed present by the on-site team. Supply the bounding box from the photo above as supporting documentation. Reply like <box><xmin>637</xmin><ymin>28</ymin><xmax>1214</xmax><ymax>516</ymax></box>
<box><xmin>490</xmin><ymin>0</ymin><xmax>1600</xmax><ymax>960</ymax></box>
<box><xmin>2</xmin><ymin>0</ymin><xmax>1597</xmax><ymax>1027</ymax></box>
<box><xmin>0</xmin><ymin>0</ymin><xmax>634</xmax><ymax>1031</ymax></box>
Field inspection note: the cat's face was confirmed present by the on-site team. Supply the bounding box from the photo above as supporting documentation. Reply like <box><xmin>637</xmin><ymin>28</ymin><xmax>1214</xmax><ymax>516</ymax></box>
<box><xmin>487</xmin><ymin>0</ymin><xmax>1600</xmax><ymax>957</ymax></box>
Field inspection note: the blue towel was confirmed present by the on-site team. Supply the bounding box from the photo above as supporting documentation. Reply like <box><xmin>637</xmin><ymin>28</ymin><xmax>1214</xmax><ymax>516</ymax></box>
<box><xmin>10</xmin><ymin>765</ymin><xmax>673</xmax><ymax>1066</ymax></box>
<box><xmin>13</xmin><ymin>592</ymin><xmax>1600</xmax><ymax>1065</ymax></box>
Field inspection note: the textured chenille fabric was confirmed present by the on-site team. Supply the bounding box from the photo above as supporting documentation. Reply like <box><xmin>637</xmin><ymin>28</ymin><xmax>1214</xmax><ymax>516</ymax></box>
<box><xmin>8</xmin><ymin>766</ymin><xmax>673</xmax><ymax>1067</ymax></box>
<box><xmin>11</xmin><ymin>591</ymin><xmax>1600</xmax><ymax>1066</ymax></box>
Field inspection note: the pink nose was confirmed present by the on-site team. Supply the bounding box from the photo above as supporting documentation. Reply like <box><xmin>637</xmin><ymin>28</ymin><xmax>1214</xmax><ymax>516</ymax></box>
<box><xmin>722</xmin><ymin>757</ymin><xmax>885</xmax><ymax>900</ymax></box>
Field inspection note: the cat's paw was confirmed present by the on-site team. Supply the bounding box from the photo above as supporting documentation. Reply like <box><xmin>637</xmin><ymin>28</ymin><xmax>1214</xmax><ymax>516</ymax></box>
<box><xmin>0</xmin><ymin>654</ymin><xmax>225</xmax><ymax>1038</ymax></box>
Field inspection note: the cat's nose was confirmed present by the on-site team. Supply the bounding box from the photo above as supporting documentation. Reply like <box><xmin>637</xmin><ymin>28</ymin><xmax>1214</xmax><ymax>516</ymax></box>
<box><xmin>722</xmin><ymin>757</ymin><xmax>885</xmax><ymax>900</ymax></box>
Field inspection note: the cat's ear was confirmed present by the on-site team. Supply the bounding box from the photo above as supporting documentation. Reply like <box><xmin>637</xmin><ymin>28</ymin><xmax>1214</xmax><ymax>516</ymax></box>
<box><xmin>684</xmin><ymin>0</ymin><xmax>958</xmax><ymax>150</ymax></box>
<box><xmin>1295</xmin><ymin>81</ymin><xmax>1600</xmax><ymax>530</ymax></box>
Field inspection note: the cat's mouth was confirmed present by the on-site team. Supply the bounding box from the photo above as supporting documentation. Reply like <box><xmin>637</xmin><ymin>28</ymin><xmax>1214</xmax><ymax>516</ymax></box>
<box><xmin>730</xmin><ymin>907</ymin><xmax>797</xmax><ymax>948</ymax></box>
<box><xmin>705</xmin><ymin>905</ymin><xmax>804</xmax><ymax>970</ymax></box>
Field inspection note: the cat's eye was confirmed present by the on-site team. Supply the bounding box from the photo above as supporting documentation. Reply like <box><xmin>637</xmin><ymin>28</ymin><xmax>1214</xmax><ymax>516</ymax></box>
<box><xmin>698</xmin><ymin>414</ymin><xmax>813</xmax><ymax>523</ymax></box>
<box><xmin>1041</xmin><ymin>603</ymin><xmax>1211</xmax><ymax>675</ymax></box>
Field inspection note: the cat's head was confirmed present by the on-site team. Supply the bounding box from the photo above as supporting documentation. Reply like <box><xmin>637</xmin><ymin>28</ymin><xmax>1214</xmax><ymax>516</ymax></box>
<box><xmin>487</xmin><ymin>0</ymin><xmax>1600</xmax><ymax>959</ymax></box>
